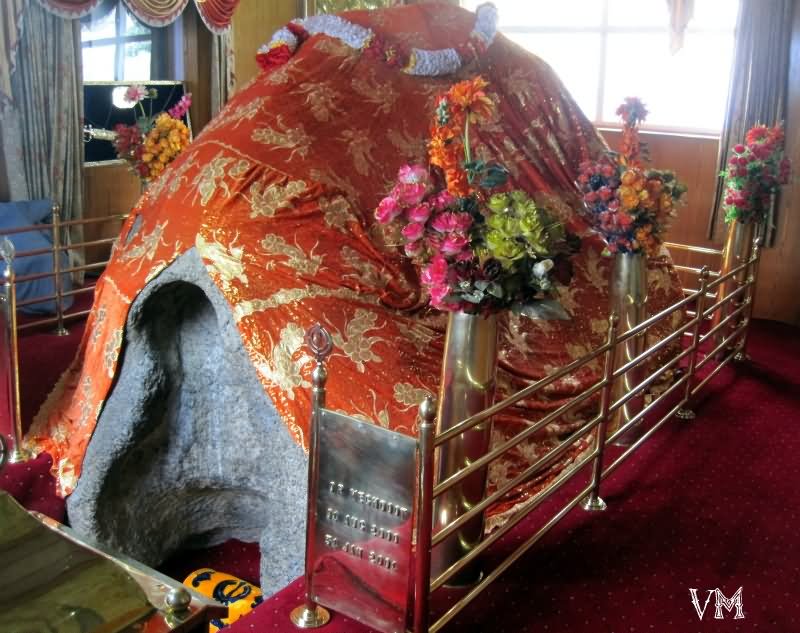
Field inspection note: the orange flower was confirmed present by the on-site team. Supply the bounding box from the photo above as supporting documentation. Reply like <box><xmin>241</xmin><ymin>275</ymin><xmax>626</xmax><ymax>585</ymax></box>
<box><xmin>619</xmin><ymin>186</ymin><xmax>639</xmax><ymax>211</ymax></box>
<box><xmin>446</xmin><ymin>76</ymin><xmax>495</xmax><ymax>124</ymax></box>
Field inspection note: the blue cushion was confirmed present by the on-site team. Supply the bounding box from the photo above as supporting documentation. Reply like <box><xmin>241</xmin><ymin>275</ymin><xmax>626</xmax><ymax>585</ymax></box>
<box><xmin>0</xmin><ymin>200</ymin><xmax>53</xmax><ymax>225</ymax></box>
<box><xmin>0</xmin><ymin>205</ymin><xmax>73</xmax><ymax>315</ymax></box>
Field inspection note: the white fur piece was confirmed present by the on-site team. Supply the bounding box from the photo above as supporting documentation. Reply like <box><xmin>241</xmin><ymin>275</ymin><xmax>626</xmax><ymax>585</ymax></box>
<box><xmin>259</xmin><ymin>26</ymin><xmax>299</xmax><ymax>55</ymax></box>
<box><xmin>302</xmin><ymin>14</ymin><xmax>374</xmax><ymax>50</ymax></box>
<box><xmin>473</xmin><ymin>3</ymin><xmax>499</xmax><ymax>45</ymax></box>
<box><xmin>406</xmin><ymin>48</ymin><xmax>462</xmax><ymax>76</ymax></box>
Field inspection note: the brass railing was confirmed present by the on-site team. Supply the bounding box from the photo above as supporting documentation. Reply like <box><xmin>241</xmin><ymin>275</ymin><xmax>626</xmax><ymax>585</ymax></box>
<box><xmin>0</xmin><ymin>204</ymin><xmax>126</xmax><ymax>464</ymax></box>
<box><xmin>292</xmin><ymin>237</ymin><xmax>761</xmax><ymax>633</ymax></box>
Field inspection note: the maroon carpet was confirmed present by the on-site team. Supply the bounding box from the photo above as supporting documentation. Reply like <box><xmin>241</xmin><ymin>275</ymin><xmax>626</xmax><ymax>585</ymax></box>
<box><xmin>2</xmin><ymin>318</ymin><xmax>799</xmax><ymax>633</ymax></box>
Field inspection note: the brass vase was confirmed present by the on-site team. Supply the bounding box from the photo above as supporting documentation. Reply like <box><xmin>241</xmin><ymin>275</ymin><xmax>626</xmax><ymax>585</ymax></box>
<box><xmin>431</xmin><ymin>310</ymin><xmax>497</xmax><ymax>586</ymax></box>
<box><xmin>711</xmin><ymin>220</ymin><xmax>755</xmax><ymax>348</ymax></box>
<box><xmin>609</xmin><ymin>252</ymin><xmax>648</xmax><ymax>445</ymax></box>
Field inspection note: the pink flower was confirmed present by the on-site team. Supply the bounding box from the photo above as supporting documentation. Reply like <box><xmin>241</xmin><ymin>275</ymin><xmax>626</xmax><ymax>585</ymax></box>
<box><xmin>168</xmin><ymin>93</ymin><xmax>192</xmax><ymax>119</ymax></box>
<box><xmin>428</xmin><ymin>283</ymin><xmax>451</xmax><ymax>309</ymax></box>
<box><xmin>430</xmin><ymin>212</ymin><xmax>472</xmax><ymax>233</ymax></box>
<box><xmin>407</xmin><ymin>202</ymin><xmax>432</xmax><ymax>223</ymax></box>
<box><xmin>601</xmin><ymin>163</ymin><xmax>616</xmax><ymax>178</ymax></box>
<box><xmin>420</xmin><ymin>254</ymin><xmax>449</xmax><ymax>286</ymax></box>
<box><xmin>375</xmin><ymin>195</ymin><xmax>402</xmax><ymax>224</ymax></box>
<box><xmin>734</xmin><ymin>144</ymin><xmax>745</xmax><ymax>154</ymax></box>
<box><xmin>430</xmin><ymin>190</ymin><xmax>457</xmax><ymax>210</ymax></box>
<box><xmin>397</xmin><ymin>164</ymin><xmax>428</xmax><ymax>185</ymax></box>
<box><xmin>441</xmin><ymin>234</ymin><xmax>469</xmax><ymax>255</ymax></box>
<box><xmin>401</xmin><ymin>222</ymin><xmax>426</xmax><ymax>242</ymax></box>
<box><xmin>404</xmin><ymin>240</ymin><xmax>423</xmax><ymax>257</ymax></box>
<box><xmin>395</xmin><ymin>182</ymin><xmax>427</xmax><ymax>206</ymax></box>
<box><xmin>124</xmin><ymin>84</ymin><xmax>147</xmax><ymax>104</ymax></box>
<box><xmin>598</xmin><ymin>186</ymin><xmax>613</xmax><ymax>201</ymax></box>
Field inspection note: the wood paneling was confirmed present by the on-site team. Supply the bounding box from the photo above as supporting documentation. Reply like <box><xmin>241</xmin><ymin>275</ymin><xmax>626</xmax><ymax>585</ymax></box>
<box><xmin>230</xmin><ymin>0</ymin><xmax>301</xmax><ymax>92</ymax></box>
<box><xmin>82</xmin><ymin>163</ymin><xmax>140</xmax><ymax>264</ymax></box>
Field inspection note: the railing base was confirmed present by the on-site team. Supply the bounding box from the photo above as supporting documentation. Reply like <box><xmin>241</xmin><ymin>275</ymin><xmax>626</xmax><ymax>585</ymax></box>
<box><xmin>581</xmin><ymin>495</ymin><xmax>607</xmax><ymax>512</ymax></box>
<box><xmin>674</xmin><ymin>407</ymin><xmax>696</xmax><ymax>421</ymax></box>
<box><xmin>8</xmin><ymin>445</ymin><xmax>34</xmax><ymax>464</ymax></box>
<box><xmin>53</xmin><ymin>326</ymin><xmax>69</xmax><ymax>337</ymax></box>
<box><xmin>289</xmin><ymin>605</ymin><xmax>331</xmax><ymax>629</ymax></box>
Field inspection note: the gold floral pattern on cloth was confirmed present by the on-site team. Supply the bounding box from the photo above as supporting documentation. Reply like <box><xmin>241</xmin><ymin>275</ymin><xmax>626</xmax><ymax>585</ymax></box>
<box><xmin>26</xmin><ymin>2</ymin><xmax>685</xmax><ymax>523</ymax></box>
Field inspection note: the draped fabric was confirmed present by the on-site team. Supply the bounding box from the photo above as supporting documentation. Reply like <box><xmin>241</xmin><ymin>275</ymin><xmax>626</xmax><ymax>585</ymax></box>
<box><xmin>210</xmin><ymin>31</ymin><xmax>233</xmax><ymax>117</ymax></box>
<box><xmin>0</xmin><ymin>0</ymin><xmax>84</xmax><ymax>229</ymax></box>
<box><xmin>666</xmin><ymin>0</ymin><xmax>694</xmax><ymax>53</ymax></box>
<box><xmin>708</xmin><ymin>0</ymin><xmax>792</xmax><ymax>243</ymax></box>
<box><xmin>25</xmin><ymin>4</ymin><xmax>683</xmax><ymax>520</ymax></box>
<box><xmin>0</xmin><ymin>0</ymin><xmax>26</xmax><ymax>110</ymax></box>
<box><xmin>35</xmin><ymin>0</ymin><xmax>240</xmax><ymax>30</ymax></box>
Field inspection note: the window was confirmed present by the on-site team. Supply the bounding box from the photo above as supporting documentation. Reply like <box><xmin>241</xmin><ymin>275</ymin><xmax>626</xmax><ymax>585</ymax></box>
<box><xmin>462</xmin><ymin>0</ymin><xmax>738</xmax><ymax>133</ymax></box>
<box><xmin>81</xmin><ymin>2</ymin><xmax>153</xmax><ymax>81</ymax></box>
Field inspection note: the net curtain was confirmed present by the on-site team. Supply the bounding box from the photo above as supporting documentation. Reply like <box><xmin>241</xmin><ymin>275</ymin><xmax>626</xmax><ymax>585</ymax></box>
<box><xmin>34</xmin><ymin>0</ymin><xmax>240</xmax><ymax>32</ymax></box>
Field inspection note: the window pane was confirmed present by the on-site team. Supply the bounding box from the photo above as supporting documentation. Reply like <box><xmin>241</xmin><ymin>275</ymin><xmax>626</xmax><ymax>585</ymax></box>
<box><xmin>82</xmin><ymin>44</ymin><xmax>116</xmax><ymax>81</ymax></box>
<box><xmin>691</xmin><ymin>0</ymin><xmax>739</xmax><ymax>30</ymax></box>
<box><xmin>602</xmin><ymin>30</ymin><xmax>735</xmax><ymax>130</ymax></box>
<box><xmin>462</xmin><ymin>0</ymin><xmax>604</xmax><ymax>28</ymax></box>
<box><xmin>123</xmin><ymin>7</ymin><xmax>150</xmax><ymax>36</ymax></box>
<box><xmin>123</xmin><ymin>41</ymin><xmax>151</xmax><ymax>81</ymax></box>
<box><xmin>607</xmin><ymin>0</ymin><xmax>669</xmax><ymax>28</ymax></box>
<box><xmin>505</xmin><ymin>32</ymin><xmax>601</xmax><ymax>120</ymax></box>
<box><xmin>81</xmin><ymin>6</ymin><xmax>117</xmax><ymax>42</ymax></box>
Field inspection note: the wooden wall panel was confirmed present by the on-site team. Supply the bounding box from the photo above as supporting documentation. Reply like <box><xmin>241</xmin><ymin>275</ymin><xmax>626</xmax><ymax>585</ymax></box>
<box><xmin>230</xmin><ymin>0</ymin><xmax>301</xmax><ymax>92</ymax></box>
<box><xmin>82</xmin><ymin>163</ymin><xmax>140</xmax><ymax>264</ymax></box>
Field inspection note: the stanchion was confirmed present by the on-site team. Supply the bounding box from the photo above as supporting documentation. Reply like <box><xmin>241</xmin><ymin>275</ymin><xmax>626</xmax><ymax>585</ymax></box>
<box><xmin>290</xmin><ymin>324</ymin><xmax>332</xmax><ymax>629</ymax></box>
<box><xmin>734</xmin><ymin>239</ymin><xmax>761</xmax><ymax>363</ymax></box>
<box><xmin>582</xmin><ymin>313</ymin><xmax>618</xmax><ymax>512</ymax></box>
<box><xmin>51</xmin><ymin>204</ymin><xmax>68</xmax><ymax>337</ymax></box>
<box><xmin>414</xmin><ymin>395</ymin><xmax>437</xmax><ymax>633</ymax></box>
<box><xmin>675</xmin><ymin>268</ymin><xmax>710</xmax><ymax>421</ymax></box>
<box><xmin>1</xmin><ymin>238</ymin><xmax>32</xmax><ymax>463</ymax></box>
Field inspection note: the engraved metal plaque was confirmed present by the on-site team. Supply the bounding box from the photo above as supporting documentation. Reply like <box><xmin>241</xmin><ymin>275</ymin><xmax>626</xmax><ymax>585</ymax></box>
<box><xmin>309</xmin><ymin>409</ymin><xmax>417</xmax><ymax>633</ymax></box>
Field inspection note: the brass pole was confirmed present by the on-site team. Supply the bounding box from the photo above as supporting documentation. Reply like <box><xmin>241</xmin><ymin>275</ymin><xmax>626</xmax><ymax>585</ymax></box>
<box><xmin>2</xmin><ymin>246</ymin><xmax>32</xmax><ymax>464</ymax></box>
<box><xmin>290</xmin><ymin>324</ymin><xmax>332</xmax><ymax>629</ymax></box>
<box><xmin>51</xmin><ymin>205</ymin><xmax>68</xmax><ymax>337</ymax></box>
<box><xmin>414</xmin><ymin>395</ymin><xmax>437</xmax><ymax>633</ymax></box>
<box><xmin>734</xmin><ymin>238</ymin><xmax>761</xmax><ymax>362</ymax></box>
<box><xmin>675</xmin><ymin>267</ymin><xmax>710</xmax><ymax>421</ymax></box>
<box><xmin>582</xmin><ymin>312</ymin><xmax>618</xmax><ymax>512</ymax></box>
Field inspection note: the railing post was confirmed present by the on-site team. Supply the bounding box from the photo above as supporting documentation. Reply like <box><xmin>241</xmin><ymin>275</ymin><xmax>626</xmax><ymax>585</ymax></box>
<box><xmin>734</xmin><ymin>238</ymin><xmax>761</xmax><ymax>363</ymax></box>
<box><xmin>51</xmin><ymin>204</ymin><xmax>68</xmax><ymax>336</ymax></box>
<box><xmin>582</xmin><ymin>312</ymin><xmax>618</xmax><ymax>512</ymax></box>
<box><xmin>290</xmin><ymin>324</ymin><xmax>332</xmax><ymax>629</ymax></box>
<box><xmin>414</xmin><ymin>395</ymin><xmax>437</xmax><ymax>633</ymax></box>
<box><xmin>1</xmin><ymin>238</ymin><xmax>33</xmax><ymax>463</ymax></box>
<box><xmin>675</xmin><ymin>267</ymin><xmax>711</xmax><ymax>421</ymax></box>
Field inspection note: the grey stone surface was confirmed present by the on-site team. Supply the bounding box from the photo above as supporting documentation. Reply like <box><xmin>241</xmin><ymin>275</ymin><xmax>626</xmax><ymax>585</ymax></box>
<box><xmin>66</xmin><ymin>248</ymin><xmax>307</xmax><ymax>595</ymax></box>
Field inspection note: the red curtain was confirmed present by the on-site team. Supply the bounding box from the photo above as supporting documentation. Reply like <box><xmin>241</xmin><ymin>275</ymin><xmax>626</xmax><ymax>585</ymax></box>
<box><xmin>35</xmin><ymin>0</ymin><xmax>240</xmax><ymax>30</ymax></box>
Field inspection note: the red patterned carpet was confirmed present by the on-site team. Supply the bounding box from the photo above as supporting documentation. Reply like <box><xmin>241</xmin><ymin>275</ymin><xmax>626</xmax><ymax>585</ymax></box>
<box><xmin>3</xmin><ymin>318</ymin><xmax>799</xmax><ymax>632</ymax></box>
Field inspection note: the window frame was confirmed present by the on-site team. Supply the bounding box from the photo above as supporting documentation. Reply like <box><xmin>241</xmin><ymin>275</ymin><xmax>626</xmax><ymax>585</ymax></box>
<box><xmin>81</xmin><ymin>2</ymin><xmax>153</xmax><ymax>82</ymax></box>
<box><xmin>473</xmin><ymin>0</ymin><xmax>737</xmax><ymax>135</ymax></box>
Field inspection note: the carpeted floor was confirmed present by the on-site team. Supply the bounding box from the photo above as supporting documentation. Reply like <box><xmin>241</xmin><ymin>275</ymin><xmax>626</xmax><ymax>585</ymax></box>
<box><xmin>2</xmin><ymin>317</ymin><xmax>798</xmax><ymax>632</ymax></box>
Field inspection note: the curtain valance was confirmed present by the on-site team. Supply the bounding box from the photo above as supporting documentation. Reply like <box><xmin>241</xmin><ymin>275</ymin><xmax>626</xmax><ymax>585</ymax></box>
<box><xmin>33</xmin><ymin>0</ymin><xmax>240</xmax><ymax>31</ymax></box>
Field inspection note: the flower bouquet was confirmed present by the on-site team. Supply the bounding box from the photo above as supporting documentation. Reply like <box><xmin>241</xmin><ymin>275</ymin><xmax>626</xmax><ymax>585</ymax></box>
<box><xmin>113</xmin><ymin>85</ymin><xmax>192</xmax><ymax>182</ymax></box>
<box><xmin>374</xmin><ymin>77</ymin><xmax>577</xmax><ymax>316</ymax></box>
<box><xmin>577</xmin><ymin>97</ymin><xmax>687</xmax><ymax>256</ymax></box>
<box><xmin>721</xmin><ymin>123</ymin><xmax>791</xmax><ymax>225</ymax></box>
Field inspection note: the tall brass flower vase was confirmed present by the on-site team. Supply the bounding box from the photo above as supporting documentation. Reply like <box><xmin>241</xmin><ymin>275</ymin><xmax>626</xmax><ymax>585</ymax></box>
<box><xmin>609</xmin><ymin>252</ymin><xmax>649</xmax><ymax>446</ymax></box>
<box><xmin>431</xmin><ymin>311</ymin><xmax>497</xmax><ymax>586</ymax></box>
<box><xmin>711</xmin><ymin>220</ymin><xmax>755</xmax><ymax>354</ymax></box>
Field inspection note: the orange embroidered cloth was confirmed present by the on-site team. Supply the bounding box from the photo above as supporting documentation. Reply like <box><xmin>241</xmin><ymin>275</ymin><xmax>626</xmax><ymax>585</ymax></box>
<box><xmin>26</xmin><ymin>4</ymin><xmax>683</xmax><ymax>518</ymax></box>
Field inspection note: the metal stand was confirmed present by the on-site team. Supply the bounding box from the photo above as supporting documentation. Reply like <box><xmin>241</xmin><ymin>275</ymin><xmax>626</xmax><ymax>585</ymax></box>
<box><xmin>1</xmin><ymin>238</ymin><xmax>33</xmax><ymax>464</ymax></box>
<box><xmin>51</xmin><ymin>205</ymin><xmax>69</xmax><ymax>337</ymax></box>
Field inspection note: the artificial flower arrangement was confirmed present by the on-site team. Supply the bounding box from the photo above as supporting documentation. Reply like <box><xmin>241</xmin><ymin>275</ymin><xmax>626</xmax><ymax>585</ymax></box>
<box><xmin>113</xmin><ymin>85</ymin><xmax>192</xmax><ymax>181</ymax></box>
<box><xmin>720</xmin><ymin>123</ymin><xmax>791</xmax><ymax>224</ymax></box>
<box><xmin>374</xmin><ymin>76</ymin><xmax>577</xmax><ymax>314</ymax></box>
<box><xmin>578</xmin><ymin>97</ymin><xmax>687</xmax><ymax>256</ymax></box>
